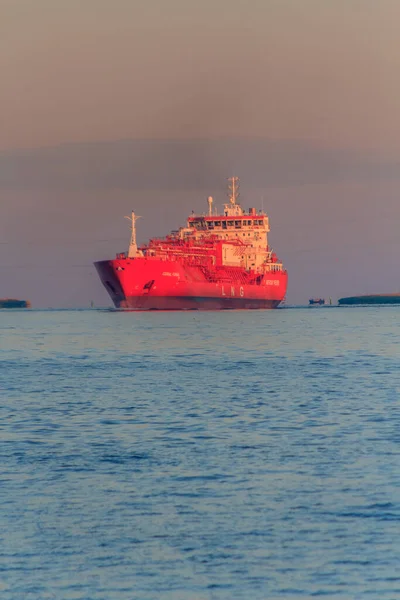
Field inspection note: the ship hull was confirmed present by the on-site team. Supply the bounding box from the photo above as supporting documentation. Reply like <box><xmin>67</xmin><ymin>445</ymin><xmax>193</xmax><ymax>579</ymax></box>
<box><xmin>120</xmin><ymin>296</ymin><xmax>281</xmax><ymax>310</ymax></box>
<box><xmin>95</xmin><ymin>258</ymin><xmax>287</xmax><ymax>310</ymax></box>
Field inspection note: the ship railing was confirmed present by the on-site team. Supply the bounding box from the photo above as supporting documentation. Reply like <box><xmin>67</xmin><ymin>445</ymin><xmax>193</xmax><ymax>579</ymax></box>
<box><xmin>150</xmin><ymin>251</ymin><xmax>216</xmax><ymax>268</ymax></box>
<box><xmin>264</xmin><ymin>263</ymin><xmax>283</xmax><ymax>272</ymax></box>
<box><xmin>206</xmin><ymin>267</ymin><xmax>250</xmax><ymax>284</ymax></box>
<box><xmin>149</xmin><ymin>240</ymin><xmax>216</xmax><ymax>251</ymax></box>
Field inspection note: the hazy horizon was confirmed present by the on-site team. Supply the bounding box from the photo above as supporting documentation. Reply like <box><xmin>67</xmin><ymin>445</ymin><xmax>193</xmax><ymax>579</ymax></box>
<box><xmin>1</xmin><ymin>1</ymin><xmax>400</xmax><ymax>306</ymax></box>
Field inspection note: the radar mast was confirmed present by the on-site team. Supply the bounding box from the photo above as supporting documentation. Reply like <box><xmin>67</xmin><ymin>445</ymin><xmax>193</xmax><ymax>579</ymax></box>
<box><xmin>228</xmin><ymin>176</ymin><xmax>240</xmax><ymax>205</ymax></box>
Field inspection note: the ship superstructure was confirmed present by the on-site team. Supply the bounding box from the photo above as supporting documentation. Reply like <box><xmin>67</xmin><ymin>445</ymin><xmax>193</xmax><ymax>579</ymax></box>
<box><xmin>95</xmin><ymin>177</ymin><xmax>288</xmax><ymax>310</ymax></box>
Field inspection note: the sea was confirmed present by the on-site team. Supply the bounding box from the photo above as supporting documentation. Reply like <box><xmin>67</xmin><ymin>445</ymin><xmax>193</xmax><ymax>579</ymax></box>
<box><xmin>1</xmin><ymin>306</ymin><xmax>400</xmax><ymax>600</ymax></box>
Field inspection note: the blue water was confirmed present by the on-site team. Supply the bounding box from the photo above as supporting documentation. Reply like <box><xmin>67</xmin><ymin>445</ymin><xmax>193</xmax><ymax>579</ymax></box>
<box><xmin>1</xmin><ymin>307</ymin><xmax>400</xmax><ymax>600</ymax></box>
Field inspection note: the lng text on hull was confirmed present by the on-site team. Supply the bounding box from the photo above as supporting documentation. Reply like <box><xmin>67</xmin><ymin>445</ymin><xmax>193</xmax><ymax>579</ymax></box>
<box><xmin>94</xmin><ymin>177</ymin><xmax>288</xmax><ymax>310</ymax></box>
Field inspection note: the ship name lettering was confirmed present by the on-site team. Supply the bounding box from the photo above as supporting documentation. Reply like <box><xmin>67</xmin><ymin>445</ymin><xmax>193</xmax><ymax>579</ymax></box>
<box><xmin>222</xmin><ymin>286</ymin><xmax>226</xmax><ymax>296</ymax></box>
<box><xmin>162</xmin><ymin>271</ymin><xmax>180</xmax><ymax>277</ymax></box>
<box><xmin>231</xmin><ymin>286</ymin><xmax>235</xmax><ymax>296</ymax></box>
<box><xmin>265</xmin><ymin>279</ymin><xmax>280</xmax><ymax>286</ymax></box>
<box><xmin>239</xmin><ymin>286</ymin><xmax>244</xmax><ymax>297</ymax></box>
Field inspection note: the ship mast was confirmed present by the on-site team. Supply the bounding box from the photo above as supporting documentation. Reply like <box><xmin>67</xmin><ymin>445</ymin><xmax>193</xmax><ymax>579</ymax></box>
<box><xmin>223</xmin><ymin>176</ymin><xmax>243</xmax><ymax>217</ymax></box>
<box><xmin>125</xmin><ymin>211</ymin><xmax>141</xmax><ymax>258</ymax></box>
<box><xmin>228</xmin><ymin>176</ymin><xmax>239</xmax><ymax>205</ymax></box>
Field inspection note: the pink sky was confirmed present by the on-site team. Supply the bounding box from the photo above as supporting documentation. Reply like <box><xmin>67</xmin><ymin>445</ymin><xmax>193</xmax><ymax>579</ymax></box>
<box><xmin>1</xmin><ymin>1</ymin><xmax>400</xmax><ymax>306</ymax></box>
<box><xmin>2</xmin><ymin>0</ymin><xmax>400</xmax><ymax>155</ymax></box>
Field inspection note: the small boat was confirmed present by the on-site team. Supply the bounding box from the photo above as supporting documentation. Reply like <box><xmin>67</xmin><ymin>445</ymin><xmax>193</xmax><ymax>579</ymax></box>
<box><xmin>309</xmin><ymin>298</ymin><xmax>325</xmax><ymax>306</ymax></box>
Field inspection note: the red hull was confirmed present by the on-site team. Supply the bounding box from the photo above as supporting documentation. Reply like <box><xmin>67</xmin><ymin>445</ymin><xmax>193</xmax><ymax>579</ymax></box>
<box><xmin>95</xmin><ymin>258</ymin><xmax>287</xmax><ymax>310</ymax></box>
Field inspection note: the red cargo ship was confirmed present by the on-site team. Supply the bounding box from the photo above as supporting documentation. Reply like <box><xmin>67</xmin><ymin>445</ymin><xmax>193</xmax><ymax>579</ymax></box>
<box><xmin>95</xmin><ymin>177</ymin><xmax>287</xmax><ymax>310</ymax></box>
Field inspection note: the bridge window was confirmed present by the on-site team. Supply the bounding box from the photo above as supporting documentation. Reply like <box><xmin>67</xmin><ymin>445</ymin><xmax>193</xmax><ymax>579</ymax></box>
<box><xmin>214</xmin><ymin>221</ymin><xmax>221</xmax><ymax>227</ymax></box>
<box><xmin>222</xmin><ymin>221</ymin><xmax>227</xmax><ymax>229</ymax></box>
<box><xmin>227</xmin><ymin>221</ymin><xmax>234</xmax><ymax>227</ymax></box>
<box><xmin>234</xmin><ymin>220</ymin><xmax>241</xmax><ymax>228</ymax></box>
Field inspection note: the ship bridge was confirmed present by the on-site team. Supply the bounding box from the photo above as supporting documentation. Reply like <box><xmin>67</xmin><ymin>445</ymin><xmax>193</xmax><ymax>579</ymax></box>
<box><xmin>186</xmin><ymin>177</ymin><xmax>270</xmax><ymax>244</ymax></box>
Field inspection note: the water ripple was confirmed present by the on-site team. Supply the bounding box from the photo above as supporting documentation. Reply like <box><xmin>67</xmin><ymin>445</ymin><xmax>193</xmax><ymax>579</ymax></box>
<box><xmin>0</xmin><ymin>307</ymin><xmax>399</xmax><ymax>599</ymax></box>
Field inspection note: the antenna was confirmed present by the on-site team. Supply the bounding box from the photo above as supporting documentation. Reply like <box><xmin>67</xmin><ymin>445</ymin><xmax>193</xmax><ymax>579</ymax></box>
<box><xmin>228</xmin><ymin>176</ymin><xmax>240</xmax><ymax>205</ymax></box>
<box><xmin>207</xmin><ymin>196</ymin><xmax>213</xmax><ymax>216</ymax></box>
<box><xmin>124</xmin><ymin>210</ymin><xmax>142</xmax><ymax>258</ymax></box>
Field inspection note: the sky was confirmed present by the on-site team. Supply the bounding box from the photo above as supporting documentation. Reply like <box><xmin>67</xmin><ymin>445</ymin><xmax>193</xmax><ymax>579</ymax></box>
<box><xmin>1</xmin><ymin>0</ymin><xmax>400</xmax><ymax>306</ymax></box>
